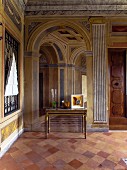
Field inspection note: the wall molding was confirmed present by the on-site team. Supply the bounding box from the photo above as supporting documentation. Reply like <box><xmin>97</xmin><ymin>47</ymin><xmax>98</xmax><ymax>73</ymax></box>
<box><xmin>0</xmin><ymin>128</ymin><xmax>24</xmax><ymax>158</ymax></box>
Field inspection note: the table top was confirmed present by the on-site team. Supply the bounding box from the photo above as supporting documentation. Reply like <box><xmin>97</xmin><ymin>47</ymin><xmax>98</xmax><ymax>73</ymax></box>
<box><xmin>45</xmin><ymin>108</ymin><xmax>87</xmax><ymax>115</ymax></box>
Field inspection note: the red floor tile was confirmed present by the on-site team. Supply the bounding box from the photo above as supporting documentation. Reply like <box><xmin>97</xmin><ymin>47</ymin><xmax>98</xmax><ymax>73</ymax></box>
<box><xmin>97</xmin><ymin>151</ymin><xmax>110</xmax><ymax>158</ymax></box>
<box><xmin>68</xmin><ymin>159</ymin><xmax>83</xmax><ymax>169</ymax></box>
<box><xmin>0</xmin><ymin>132</ymin><xmax>127</xmax><ymax>170</ymax></box>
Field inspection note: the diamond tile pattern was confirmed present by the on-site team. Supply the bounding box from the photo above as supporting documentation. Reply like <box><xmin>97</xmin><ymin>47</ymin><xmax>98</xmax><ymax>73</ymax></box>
<box><xmin>69</xmin><ymin>159</ymin><xmax>83</xmax><ymax>169</ymax></box>
<box><xmin>0</xmin><ymin>132</ymin><xmax>127</xmax><ymax>169</ymax></box>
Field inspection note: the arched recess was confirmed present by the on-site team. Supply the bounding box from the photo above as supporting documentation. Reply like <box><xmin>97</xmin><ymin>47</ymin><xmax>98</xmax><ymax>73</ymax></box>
<box><xmin>70</xmin><ymin>47</ymin><xmax>87</xmax><ymax>64</ymax></box>
<box><xmin>39</xmin><ymin>36</ymin><xmax>67</xmax><ymax>109</ymax></box>
<box><xmin>30</xmin><ymin>21</ymin><xmax>91</xmax><ymax>108</ymax></box>
<box><xmin>70</xmin><ymin>47</ymin><xmax>87</xmax><ymax>95</ymax></box>
<box><xmin>29</xmin><ymin>20</ymin><xmax>91</xmax><ymax>97</ymax></box>
<box><xmin>39</xmin><ymin>42</ymin><xmax>59</xmax><ymax>109</ymax></box>
<box><xmin>26</xmin><ymin>20</ymin><xmax>91</xmax><ymax>52</ymax></box>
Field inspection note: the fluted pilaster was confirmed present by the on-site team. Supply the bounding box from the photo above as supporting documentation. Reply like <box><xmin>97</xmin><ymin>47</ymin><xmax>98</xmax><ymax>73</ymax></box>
<box><xmin>92</xmin><ymin>24</ymin><xmax>107</xmax><ymax>123</ymax></box>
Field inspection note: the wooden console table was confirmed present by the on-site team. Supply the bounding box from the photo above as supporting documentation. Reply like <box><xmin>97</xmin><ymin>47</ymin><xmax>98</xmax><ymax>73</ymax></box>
<box><xmin>45</xmin><ymin>108</ymin><xmax>87</xmax><ymax>139</ymax></box>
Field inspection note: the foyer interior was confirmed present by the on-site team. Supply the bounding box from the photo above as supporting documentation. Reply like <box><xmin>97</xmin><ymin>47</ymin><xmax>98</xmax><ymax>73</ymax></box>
<box><xmin>1</xmin><ymin>0</ymin><xmax>127</xmax><ymax>169</ymax></box>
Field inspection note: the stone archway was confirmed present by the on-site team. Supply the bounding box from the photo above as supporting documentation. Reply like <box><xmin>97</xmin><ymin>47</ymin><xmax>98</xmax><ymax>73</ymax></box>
<box><xmin>26</xmin><ymin>20</ymin><xmax>91</xmax><ymax>52</ymax></box>
<box><xmin>24</xmin><ymin>19</ymin><xmax>92</xmax><ymax>131</ymax></box>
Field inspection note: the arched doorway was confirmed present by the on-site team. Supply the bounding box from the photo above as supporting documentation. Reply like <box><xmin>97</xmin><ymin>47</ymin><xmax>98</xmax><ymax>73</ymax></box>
<box><xmin>24</xmin><ymin>19</ymin><xmax>92</xmax><ymax>131</ymax></box>
<box><xmin>38</xmin><ymin>25</ymin><xmax>88</xmax><ymax>111</ymax></box>
<box><xmin>39</xmin><ymin>42</ymin><xmax>58</xmax><ymax>111</ymax></box>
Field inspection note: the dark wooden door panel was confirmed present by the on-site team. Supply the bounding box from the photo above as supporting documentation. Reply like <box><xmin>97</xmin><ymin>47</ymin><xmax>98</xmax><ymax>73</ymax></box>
<box><xmin>111</xmin><ymin>66</ymin><xmax>123</xmax><ymax>77</ymax></box>
<box><xmin>109</xmin><ymin>49</ymin><xmax>127</xmax><ymax>129</ymax></box>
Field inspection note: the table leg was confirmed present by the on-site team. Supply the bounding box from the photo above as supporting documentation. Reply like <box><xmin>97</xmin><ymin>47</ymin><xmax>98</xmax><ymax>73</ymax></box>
<box><xmin>84</xmin><ymin>115</ymin><xmax>86</xmax><ymax>139</ymax></box>
<box><xmin>82</xmin><ymin>115</ymin><xmax>84</xmax><ymax>134</ymax></box>
<box><xmin>48</xmin><ymin>116</ymin><xmax>50</xmax><ymax>133</ymax></box>
<box><xmin>45</xmin><ymin>114</ymin><xmax>49</xmax><ymax>139</ymax></box>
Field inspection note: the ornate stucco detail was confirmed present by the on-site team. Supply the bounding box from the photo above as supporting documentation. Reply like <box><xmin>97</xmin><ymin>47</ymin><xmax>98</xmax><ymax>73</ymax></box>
<box><xmin>25</xmin><ymin>10</ymin><xmax>127</xmax><ymax>16</ymax></box>
<box><xmin>1</xmin><ymin>116</ymin><xmax>23</xmax><ymax>142</ymax></box>
<box><xmin>70</xmin><ymin>47</ymin><xmax>82</xmax><ymax>55</ymax></box>
<box><xmin>14</xmin><ymin>0</ymin><xmax>26</xmax><ymax>13</ymax></box>
<box><xmin>4</xmin><ymin>0</ymin><xmax>22</xmax><ymax>31</ymax></box>
<box><xmin>25</xmin><ymin>0</ymin><xmax>127</xmax><ymax>6</ymax></box>
<box><xmin>39</xmin><ymin>55</ymin><xmax>48</xmax><ymax>64</ymax></box>
<box><xmin>28</xmin><ymin>22</ymin><xmax>41</xmax><ymax>33</ymax></box>
<box><xmin>70</xmin><ymin>47</ymin><xmax>76</xmax><ymax>53</ymax></box>
<box><xmin>89</xmin><ymin>17</ymin><xmax>107</xmax><ymax>24</ymax></box>
<box><xmin>80</xmin><ymin>21</ymin><xmax>90</xmax><ymax>32</ymax></box>
<box><xmin>25</xmin><ymin>1</ymin><xmax>127</xmax><ymax>16</ymax></box>
<box><xmin>81</xmin><ymin>56</ymin><xmax>86</xmax><ymax>68</ymax></box>
<box><xmin>81</xmin><ymin>56</ymin><xmax>86</xmax><ymax>74</ymax></box>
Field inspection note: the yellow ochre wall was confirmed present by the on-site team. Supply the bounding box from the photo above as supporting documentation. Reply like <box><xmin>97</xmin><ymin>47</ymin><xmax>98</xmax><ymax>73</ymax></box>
<box><xmin>1</xmin><ymin>0</ymin><xmax>127</xmax><ymax>158</ymax></box>
<box><xmin>24</xmin><ymin>15</ymin><xmax>127</xmax><ymax>132</ymax></box>
<box><xmin>0</xmin><ymin>0</ymin><xmax>24</xmax><ymax>157</ymax></box>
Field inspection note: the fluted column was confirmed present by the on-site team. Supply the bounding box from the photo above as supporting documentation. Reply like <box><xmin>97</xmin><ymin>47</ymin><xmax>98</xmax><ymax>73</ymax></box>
<box><xmin>92</xmin><ymin>22</ymin><xmax>107</xmax><ymax>123</ymax></box>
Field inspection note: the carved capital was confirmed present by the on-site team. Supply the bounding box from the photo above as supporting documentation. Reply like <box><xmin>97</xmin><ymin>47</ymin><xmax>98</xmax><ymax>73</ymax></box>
<box><xmin>89</xmin><ymin>17</ymin><xmax>107</xmax><ymax>24</ymax></box>
<box><xmin>84</xmin><ymin>51</ymin><xmax>93</xmax><ymax>57</ymax></box>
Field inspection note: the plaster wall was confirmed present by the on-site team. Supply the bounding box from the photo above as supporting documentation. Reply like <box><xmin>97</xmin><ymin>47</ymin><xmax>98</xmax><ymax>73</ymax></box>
<box><xmin>0</xmin><ymin>1</ymin><xmax>24</xmax><ymax>157</ymax></box>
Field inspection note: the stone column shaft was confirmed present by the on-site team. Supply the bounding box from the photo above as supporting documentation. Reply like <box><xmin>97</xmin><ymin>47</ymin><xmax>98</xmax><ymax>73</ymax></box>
<box><xmin>24</xmin><ymin>52</ymin><xmax>39</xmax><ymax>130</ymax></box>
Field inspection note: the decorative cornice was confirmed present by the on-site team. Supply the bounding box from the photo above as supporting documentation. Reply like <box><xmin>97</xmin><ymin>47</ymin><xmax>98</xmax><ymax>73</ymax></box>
<box><xmin>26</xmin><ymin>4</ymin><xmax>127</xmax><ymax>11</ymax></box>
<box><xmin>4</xmin><ymin>0</ymin><xmax>22</xmax><ymax>31</ymax></box>
<box><xmin>25</xmin><ymin>10</ymin><xmax>127</xmax><ymax>16</ymax></box>
<box><xmin>25</xmin><ymin>3</ymin><xmax>127</xmax><ymax>16</ymax></box>
<box><xmin>26</xmin><ymin>0</ymin><xmax>127</xmax><ymax>6</ymax></box>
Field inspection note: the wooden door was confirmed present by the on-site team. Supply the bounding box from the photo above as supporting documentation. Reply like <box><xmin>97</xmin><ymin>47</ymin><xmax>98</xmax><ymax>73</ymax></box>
<box><xmin>109</xmin><ymin>49</ymin><xmax>127</xmax><ymax>130</ymax></box>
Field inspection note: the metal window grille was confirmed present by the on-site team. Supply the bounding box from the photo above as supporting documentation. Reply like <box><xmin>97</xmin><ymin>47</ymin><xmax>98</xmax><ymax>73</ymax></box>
<box><xmin>4</xmin><ymin>31</ymin><xmax>19</xmax><ymax>116</ymax></box>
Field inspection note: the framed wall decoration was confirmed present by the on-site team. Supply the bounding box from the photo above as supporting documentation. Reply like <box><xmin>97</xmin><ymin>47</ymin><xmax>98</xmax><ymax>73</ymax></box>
<box><xmin>71</xmin><ymin>94</ymin><xmax>84</xmax><ymax>109</ymax></box>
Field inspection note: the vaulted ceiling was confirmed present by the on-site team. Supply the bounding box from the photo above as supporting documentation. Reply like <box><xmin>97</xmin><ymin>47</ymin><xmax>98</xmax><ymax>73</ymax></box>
<box><xmin>51</xmin><ymin>28</ymin><xmax>84</xmax><ymax>44</ymax></box>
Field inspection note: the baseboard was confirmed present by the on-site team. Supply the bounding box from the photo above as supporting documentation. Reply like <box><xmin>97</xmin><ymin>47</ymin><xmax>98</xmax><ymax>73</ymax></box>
<box><xmin>109</xmin><ymin>125</ymin><xmax>127</xmax><ymax>130</ymax></box>
<box><xmin>87</xmin><ymin>127</ymin><xmax>109</xmax><ymax>132</ymax></box>
<box><xmin>87</xmin><ymin>124</ymin><xmax>109</xmax><ymax>132</ymax></box>
<box><xmin>0</xmin><ymin>128</ymin><xmax>24</xmax><ymax>158</ymax></box>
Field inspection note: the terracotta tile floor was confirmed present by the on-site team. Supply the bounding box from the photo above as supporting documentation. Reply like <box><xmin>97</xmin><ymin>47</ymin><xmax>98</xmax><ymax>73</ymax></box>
<box><xmin>0</xmin><ymin>131</ymin><xmax>127</xmax><ymax>170</ymax></box>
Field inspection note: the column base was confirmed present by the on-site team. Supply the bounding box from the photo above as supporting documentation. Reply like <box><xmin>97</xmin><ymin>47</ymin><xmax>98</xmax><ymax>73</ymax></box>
<box><xmin>87</xmin><ymin>123</ymin><xmax>109</xmax><ymax>132</ymax></box>
<box><xmin>24</xmin><ymin>121</ymin><xmax>42</xmax><ymax>131</ymax></box>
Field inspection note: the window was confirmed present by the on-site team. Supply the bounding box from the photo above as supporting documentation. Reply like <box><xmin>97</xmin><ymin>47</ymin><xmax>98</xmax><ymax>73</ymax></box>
<box><xmin>4</xmin><ymin>31</ymin><xmax>19</xmax><ymax>116</ymax></box>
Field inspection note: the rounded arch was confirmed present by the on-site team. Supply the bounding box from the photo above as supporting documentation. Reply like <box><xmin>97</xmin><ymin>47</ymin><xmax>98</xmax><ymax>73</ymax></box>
<box><xmin>39</xmin><ymin>37</ymin><xmax>67</xmax><ymax>63</ymax></box>
<box><xmin>26</xmin><ymin>20</ymin><xmax>91</xmax><ymax>52</ymax></box>
<box><xmin>39</xmin><ymin>43</ymin><xmax>58</xmax><ymax>64</ymax></box>
<box><xmin>70</xmin><ymin>47</ymin><xmax>87</xmax><ymax>64</ymax></box>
